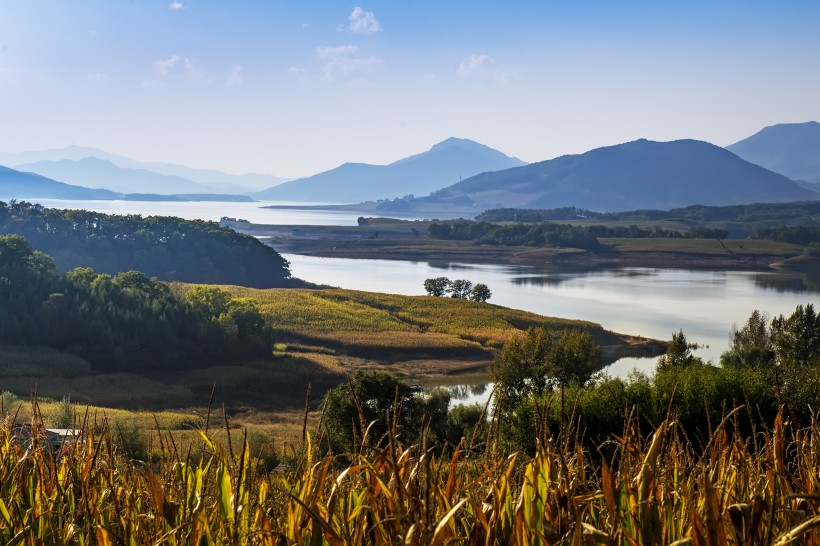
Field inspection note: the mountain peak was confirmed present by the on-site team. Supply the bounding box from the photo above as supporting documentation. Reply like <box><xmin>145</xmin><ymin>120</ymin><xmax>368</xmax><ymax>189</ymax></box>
<box><xmin>728</xmin><ymin>122</ymin><xmax>820</xmax><ymax>184</ymax></box>
<box><xmin>429</xmin><ymin>137</ymin><xmax>484</xmax><ymax>152</ymax></box>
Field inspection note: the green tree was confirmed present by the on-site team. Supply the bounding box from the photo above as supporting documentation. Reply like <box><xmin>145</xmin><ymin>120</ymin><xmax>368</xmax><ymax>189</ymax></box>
<box><xmin>771</xmin><ymin>304</ymin><xmax>820</xmax><ymax>367</ymax></box>
<box><xmin>320</xmin><ymin>371</ymin><xmax>422</xmax><ymax>454</ymax></box>
<box><xmin>449</xmin><ymin>279</ymin><xmax>473</xmax><ymax>299</ymax></box>
<box><xmin>656</xmin><ymin>330</ymin><xmax>701</xmax><ymax>370</ymax></box>
<box><xmin>721</xmin><ymin>310</ymin><xmax>775</xmax><ymax>368</ymax></box>
<box><xmin>469</xmin><ymin>283</ymin><xmax>492</xmax><ymax>302</ymax></box>
<box><xmin>490</xmin><ymin>327</ymin><xmax>602</xmax><ymax>405</ymax></box>
<box><xmin>423</xmin><ymin>277</ymin><xmax>451</xmax><ymax>297</ymax></box>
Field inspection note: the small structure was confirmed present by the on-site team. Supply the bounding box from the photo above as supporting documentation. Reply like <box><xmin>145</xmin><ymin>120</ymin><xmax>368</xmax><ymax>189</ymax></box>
<box><xmin>10</xmin><ymin>424</ymin><xmax>80</xmax><ymax>451</ymax></box>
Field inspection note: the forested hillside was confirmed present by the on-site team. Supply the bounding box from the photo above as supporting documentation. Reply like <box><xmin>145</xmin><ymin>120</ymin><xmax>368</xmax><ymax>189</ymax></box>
<box><xmin>0</xmin><ymin>234</ymin><xmax>272</xmax><ymax>372</ymax></box>
<box><xmin>0</xmin><ymin>200</ymin><xmax>295</xmax><ymax>287</ymax></box>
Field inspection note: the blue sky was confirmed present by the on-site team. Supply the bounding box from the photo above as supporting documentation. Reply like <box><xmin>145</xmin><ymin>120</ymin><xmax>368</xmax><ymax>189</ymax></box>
<box><xmin>1</xmin><ymin>2</ymin><xmax>819</xmax><ymax>177</ymax></box>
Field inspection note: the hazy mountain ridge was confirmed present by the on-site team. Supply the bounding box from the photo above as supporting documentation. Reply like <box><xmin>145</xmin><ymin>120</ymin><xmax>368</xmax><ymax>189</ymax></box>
<box><xmin>254</xmin><ymin>137</ymin><xmax>527</xmax><ymax>203</ymax></box>
<box><xmin>0</xmin><ymin>165</ymin><xmax>254</xmax><ymax>202</ymax></box>
<box><xmin>15</xmin><ymin>158</ymin><xmax>215</xmax><ymax>195</ymax></box>
<box><xmin>0</xmin><ymin>146</ymin><xmax>289</xmax><ymax>194</ymax></box>
<box><xmin>0</xmin><ymin>166</ymin><xmax>118</xmax><ymax>200</ymax></box>
<box><xmin>408</xmin><ymin>139</ymin><xmax>818</xmax><ymax>212</ymax></box>
<box><xmin>727</xmin><ymin>121</ymin><xmax>820</xmax><ymax>184</ymax></box>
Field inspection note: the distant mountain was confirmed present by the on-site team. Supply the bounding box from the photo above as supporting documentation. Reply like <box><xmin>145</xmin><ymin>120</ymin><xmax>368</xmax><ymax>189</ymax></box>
<box><xmin>0</xmin><ymin>146</ymin><xmax>288</xmax><ymax>193</ymax></box>
<box><xmin>0</xmin><ymin>166</ymin><xmax>117</xmax><ymax>200</ymax></box>
<box><xmin>412</xmin><ymin>139</ymin><xmax>818</xmax><ymax>212</ymax></box>
<box><xmin>14</xmin><ymin>157</ymin><xmax>220</xmax><ymax>195</ymax></box>
<box><xmin>254</xmin><ymin>137</ymin><xmax>526</xmax><ymax>202</ymax></box>
<box><xmin>135</xmin><ymin>163</ymin><xmax>289</xmax><ymax>193</ymax></box>
<box><xmin>727</xmin><ymin>121</ymin><xmax>820</xmax><ymax>184</ymax></box>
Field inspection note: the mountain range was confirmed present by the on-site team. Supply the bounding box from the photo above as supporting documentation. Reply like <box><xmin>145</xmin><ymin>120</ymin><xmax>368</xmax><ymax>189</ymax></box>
<box><xmin>0</xmin><ymin>166</ymin><xmax>118</xmax><ymax>200</ymax></box>
<box><xmin>405</xmin><ymin>138</ymin><xmax>817</xmax><ymax>212</ymax></box>
<box><xmin>727</xmin><ymin>121</ymin><xmax>820</xmax><ymax>186</ymax></box>
<box><xmin>4</xmin><ymin>123</ymin><xmax>820</xmax><ymax>212</ymax></box>
<box><xmin>0</xmin><ymin>146</ymin><xmax>289</xmax><ymax>194</ymax></box>
<box><xmin>254</xmin><ymin>137</ymin><xmax>526</xmax><ymax>203</ymax></box>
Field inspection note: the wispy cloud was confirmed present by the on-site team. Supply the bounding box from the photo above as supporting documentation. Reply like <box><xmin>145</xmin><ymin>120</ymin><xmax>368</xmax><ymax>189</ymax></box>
<box><xmin>153</xmin><ymin>55</ymin><xmax>202</xmax><ymax>79</ymax></box>
<box><xmin>349</xmin><ymin>7</ymin><xmax>381</xmax><ymax>35</ymax></box>
<box><xmin>457</xmin><ymin>54</ymin><xmax>510</xmax><ymax>83</ymax></box>
<box><xmin>316</xmin><ymin>45</ymin><xmax>382</xmax><ymax>80</ymax></box>
<box><xmin>169</xmin><ymin>1</ymin><xmax>184</xmax><ymax>10</ymax></box>
<box><xmin>227</xmin><ymin>65</ymin><xmax>245</xmax><ymax>86</ymax></box>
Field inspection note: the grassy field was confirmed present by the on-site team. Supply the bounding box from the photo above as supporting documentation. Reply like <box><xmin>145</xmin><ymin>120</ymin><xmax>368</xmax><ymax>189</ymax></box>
<box><xmin>1</xmin><ymin>402</ymin><xmax>817</xmax><ymax>544</ymax></box>
<box><xmin>0</xmin><ymin>287</ymin><xmax>651</xmax><ymax>414</ymax></box>
<box><xmin>600</xmin><ymin>237</ymin><xmax>803</xmax><ymax>256</ymax></box>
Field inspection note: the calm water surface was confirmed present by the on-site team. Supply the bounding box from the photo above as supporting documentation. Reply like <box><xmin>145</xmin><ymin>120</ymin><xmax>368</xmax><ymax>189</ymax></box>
<box><xmin>284</xmin><ymin>254</ymin><xmax>820</xmax><ymax>381</ymax></box>
<box><xmin>25</xmin><ymin>199</ymin><xmax>463</xmax><ymax>225</ymax></box>
<box><xmin>24</xmin><ymin>199</ymin><xmax>820</xmax><ymax>393</ymax></box>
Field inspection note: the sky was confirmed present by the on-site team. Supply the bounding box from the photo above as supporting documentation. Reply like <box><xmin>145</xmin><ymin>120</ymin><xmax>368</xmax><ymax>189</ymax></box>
<box><xmin>1</xmin><ymin>1</ymin><xmax>819</xmax><ymax>178</ymax></box>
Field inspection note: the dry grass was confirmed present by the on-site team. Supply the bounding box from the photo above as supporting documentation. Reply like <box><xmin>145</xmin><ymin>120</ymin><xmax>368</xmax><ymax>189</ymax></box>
<box><xmin>1</xmin><ymin>401</ymin><xmax>818</xmax><ymax>544</ymax></box>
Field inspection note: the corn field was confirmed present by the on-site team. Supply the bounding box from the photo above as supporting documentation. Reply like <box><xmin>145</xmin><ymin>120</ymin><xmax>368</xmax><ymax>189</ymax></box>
<box><xmin>0</xmin><ymin>403</ymin><xmax>819</xmax><ymax>545</ymax></box>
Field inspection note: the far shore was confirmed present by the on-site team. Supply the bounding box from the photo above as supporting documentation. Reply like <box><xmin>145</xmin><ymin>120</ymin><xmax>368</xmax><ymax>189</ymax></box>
<box><xmin>224</xmin><ymin>218</ymin><xmax>810</xmax><ymax>272</ymax></box>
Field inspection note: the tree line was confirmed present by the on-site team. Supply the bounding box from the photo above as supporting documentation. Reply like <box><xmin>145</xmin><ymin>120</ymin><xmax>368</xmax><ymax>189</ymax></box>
<box><xmin>0</xmin><ymin>234</ymin><xmax>272</xmax><ymax>372</ymax></box>
<box><xmin>423</xmin><ymin>277</ymin><xmax>491</xmax><ymax>301</ymax></box>
<box><xmin>427</xmin><ymin>220</ymin><xmax>728</xmax><ymax>249</ymax></box>
<box><xmin>0</xmin><ymin>200</ymin><xmax>295</xmax><ymax>288</ymax></box>
<box><xmin>316</xmin><ymin>303</ymin><xmax>820</xmax><ymax>457</ymax></box>
<box><xmin>477</xmin><ymin>202</ymin><xmax>820</xmax><ymax>225</ymax></box>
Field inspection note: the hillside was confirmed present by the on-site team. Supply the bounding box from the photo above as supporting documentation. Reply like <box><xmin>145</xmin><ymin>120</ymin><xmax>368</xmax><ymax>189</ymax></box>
<box><xmin>412</xmin><ymin>138</ymin><xmax>818</xmax><ymax>212</ymax></box>
<box><xmin>0</xmin><ymin>145</ymin><xmax>288</xmax><ymax>193</ymax></box>
<box><xmin>14</xmin><ymin>157</ymin><xmax>219</xmax><ymax>195</ymax></box>
<box><xmin>255</xmin><ymin>137</ymin><xmax>526</xmax><ymax>202</ymax></box>
<box><xmin>727</xmin><ymin>121</ymin><xmax>820</xmax><ymax>184</ymax></box>
<box><xmin>0</xmin><ymin>201</ymin><xmax>294</xmax><ymax>287</ymax></box>
<box><xmin>0</xmin><ymin>165</ymin><xmax>117</xmax><ymax>200</ymax></box>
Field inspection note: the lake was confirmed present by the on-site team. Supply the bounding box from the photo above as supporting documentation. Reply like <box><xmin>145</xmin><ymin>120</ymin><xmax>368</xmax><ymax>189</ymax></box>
<box><xmin>283</xmin><ymin>254</ymin><xmax>820</xmax><ymax>380</ymax></box>
<box><xmin>21</xmin><ymin>198</ymin><xmax>820</xmax><ymax>388</ymax></box>
<box><xmin>23</xmin><ymin>198</ymin><xmax>467</xmax><ymax>225</ymax></box>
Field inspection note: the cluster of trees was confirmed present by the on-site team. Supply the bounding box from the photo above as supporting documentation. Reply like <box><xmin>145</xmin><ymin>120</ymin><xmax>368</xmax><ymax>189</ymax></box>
<box><xmin>427</xmin><ymin>220</ymin><xmax>727</xmax><ymax>249</ymax></box>
<box><xmin>0</xmin><ymin>234</ymin><xmax>272</xmax><ymax>372</ymax></box>
<box><xmin>318</xmin><ymin>304</ymin><xmax>820</xmax><ymax>457</ymax></box>
<box><xmin>752</xmin><ymin>226</ymin><xmax>820</xmax><ymax>246</ymax></box>
<box><xmin>319</xmin><ymin>371</ymin><xmax>483</xmax><ymax>455</ymax></box>
<box><xmin>492</xmin><ymin>304</ymin><xmax>820</xmax><ymax>452</ymax></box>
<box><xmin>423</xmin><ymin>277</ymin><xmax>491</xmax><ymax>302</ymax></box>
<box><xmin>478</xmin><ymin>202</ymin><xmax>820</xmax><ymax>226</ymax></box>
<box><xmin>0</xmin><ymin>200</ymin><xmax>295</xmax><ymax>287</ymax></box>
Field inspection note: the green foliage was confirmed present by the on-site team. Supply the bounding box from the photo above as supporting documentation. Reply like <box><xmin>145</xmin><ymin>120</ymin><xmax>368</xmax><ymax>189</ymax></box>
<box><xmin>0</xmin><ymin>236</ymin><xmax>274</xmax><ymax>372</ymax></box>
<box><xmin>772</xmin><ymin>303</ymin><xmax>820</xmax><ymax>367</ymax></box>
<box><xmin>490</xmin><ymin>327</ymin><xmax>601</xmax><ymax>406</ymax></box>
<box><xmin>0</xmin><ymin>200</ymin><xmax>294</xmax><ymax>287</ymax></box>
<box><xmin>320</xmin><ymin>371</ymin><xmax>422</xmax><ymax>454</ymax></box>
<box><xmin>656</xmin><ymin>330</ymin><xmax>701</xmax><ymax>370</ymax></box>
<box><xmin>423</xmin><ymin>276</ymin><xmax>451</xmax><ymax>296</ymax></box>
<box><xmin>449</xmin><ymin>279</ymin><xmax>473</xmax><ymax>299</ymax></box>
<box><xmin>470</xmin><ymin>282</ymin><xmax>492</xmax><ymax>302</ymax></box>
<box><xmin>721</xmin><ymin>310</ymin><xmax>776</xmax><ymax>368</ymax></box>
<box><xmin>424</xmin><ymin>277</ymin><xmax>491</xmax><ymax>301</ymax></box>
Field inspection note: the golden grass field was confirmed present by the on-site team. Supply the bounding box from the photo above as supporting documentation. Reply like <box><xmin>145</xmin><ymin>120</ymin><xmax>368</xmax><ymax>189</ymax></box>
<box><xmin>1</xmin><ymin>400</ymin><xmax>818</xmax><ymax>544</ymax></box>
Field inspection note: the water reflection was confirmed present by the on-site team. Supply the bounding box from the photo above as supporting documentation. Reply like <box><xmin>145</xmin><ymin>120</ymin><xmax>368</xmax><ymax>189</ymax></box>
<box><xmin>753</xmin><ymin>272</ymin><xmax>820</xmax><ymax>293</ymax></box>
<box><xmin>285</xmin><ymin>255</ymin><xmax>820</xmax><ymax>365</ymax></box>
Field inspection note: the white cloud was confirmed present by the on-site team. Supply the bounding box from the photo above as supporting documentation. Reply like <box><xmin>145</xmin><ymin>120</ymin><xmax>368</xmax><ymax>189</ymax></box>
<box><xmin>87</xmin><ymin>72</ymin><xmax>106</xmax><ymax>82</ymax></box>
<box><xmin>153</xmin><ymin>55</ymin><xmax>203</xmax><ymax>80</ymax></box>
<box><xmin>227</xmin><ymin>65</ymin><xmax>245</xmax><ymax>86</ymax></box>
<box><xmin>170</xmin><ymin>2</ymin><xmax>184</xmax><ymax>9</ymax></box>
<box><xmin>316</xmin><ymin>45</ymin><xmax>382</xmax><ymax>80</ymax></box>
<box><xmin>456</xmin><ymin>54</ymin><xmax>510</xmax><ymax>83</ymax></box>
<box><xmin>349</xmin><ymin>7</ymin><xmax>381</xmax><ymax>35</ymax></box>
